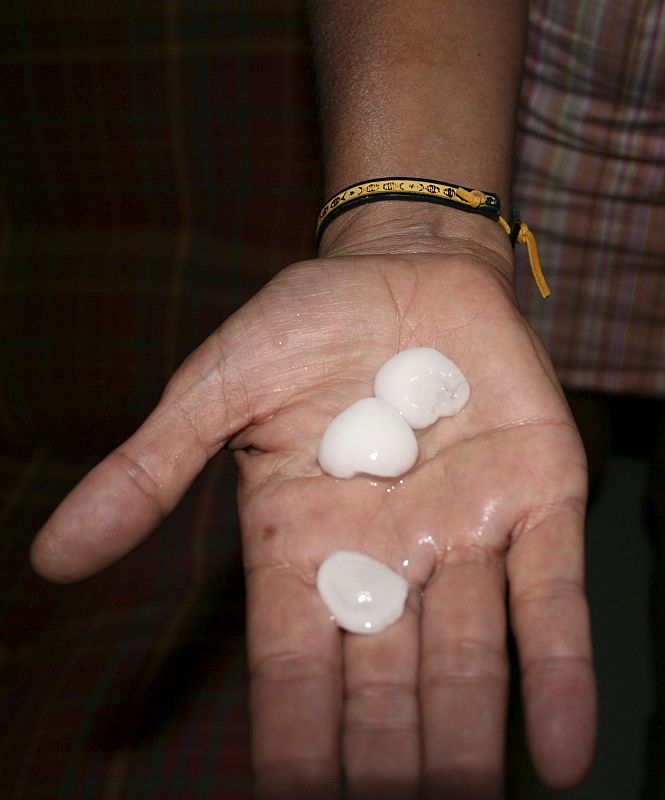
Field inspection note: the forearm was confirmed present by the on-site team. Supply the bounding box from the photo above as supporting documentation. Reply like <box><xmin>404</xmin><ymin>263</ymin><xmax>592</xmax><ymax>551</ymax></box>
<box><xmin>309</xmin><ymin>0</ymin><xmax>528</xmax><ymax>263</ymax></box>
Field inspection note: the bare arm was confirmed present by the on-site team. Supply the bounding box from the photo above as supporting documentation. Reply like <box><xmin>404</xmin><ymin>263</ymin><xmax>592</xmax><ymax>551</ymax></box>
<box><xmin>32</xmin><ymin>4</ymin><xmax>595</xmax><ymax>796</ymax></box>
<box><xmin>309</xmin><ymin>0</ymin><xmax>528</xmax><ymax>265</ymax></box>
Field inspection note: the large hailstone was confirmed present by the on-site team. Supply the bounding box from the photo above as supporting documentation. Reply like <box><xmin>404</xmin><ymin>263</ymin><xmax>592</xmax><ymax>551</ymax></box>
<box><xmin>317</xmin><ymin>550</ymin><xmax>409</xmax><ymax>634</ymax></box>
<box><xmin>374</xmin><ymin>347</ymin><xmax>470</xmax><ymax>429</ymax></box>
<box><xmin>317</xmin><ymin>397</ymin><xmax>418</xmax><ymax>479</ymax></box>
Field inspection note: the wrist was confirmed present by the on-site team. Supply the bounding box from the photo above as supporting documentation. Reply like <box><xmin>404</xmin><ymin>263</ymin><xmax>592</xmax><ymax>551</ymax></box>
<box><xmin>317</xmin><ymin>200</ymin><xmax>515</xmax><ymax>282</ymax></box>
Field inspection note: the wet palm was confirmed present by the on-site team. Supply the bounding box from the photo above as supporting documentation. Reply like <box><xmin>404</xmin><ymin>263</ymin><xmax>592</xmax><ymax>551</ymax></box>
<box><xmin>32</xmin><ymin>254</ymin><xmax>595</xmax><ymax>799</ymax></box>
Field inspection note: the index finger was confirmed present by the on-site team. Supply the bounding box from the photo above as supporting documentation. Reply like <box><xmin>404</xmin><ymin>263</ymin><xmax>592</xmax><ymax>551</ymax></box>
<box><xmin>246</xmin><ymin>564</ymin><xmax>343</xmax><ymax>799</ymax></box>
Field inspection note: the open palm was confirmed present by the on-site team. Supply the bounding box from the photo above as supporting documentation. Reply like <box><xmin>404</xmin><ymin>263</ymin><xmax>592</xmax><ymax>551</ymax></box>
<box><xmin>32</xmin><ymin>254</ymin><xmax>596</xmax><ymax>799</ymax></box>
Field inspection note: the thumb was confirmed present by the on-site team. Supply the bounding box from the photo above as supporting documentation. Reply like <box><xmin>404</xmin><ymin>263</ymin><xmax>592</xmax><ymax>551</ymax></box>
<box><xmin>31</xmin><ymin>336</ymin><xmax>252</xmax><ymax>583</ymax></box>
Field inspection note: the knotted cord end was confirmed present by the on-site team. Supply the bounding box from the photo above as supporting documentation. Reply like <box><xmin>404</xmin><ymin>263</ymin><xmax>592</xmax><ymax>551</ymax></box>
<box><xmin>497</xmin><ymin>216</ymin><xmax>550</xmax><ymax>298</ymax></box>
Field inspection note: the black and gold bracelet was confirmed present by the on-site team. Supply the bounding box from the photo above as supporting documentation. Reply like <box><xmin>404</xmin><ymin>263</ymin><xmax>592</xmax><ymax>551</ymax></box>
<box><xmin>315</xmin><ymin>177</ymin><xmax>550</xmax><ymax>298</ymax></box>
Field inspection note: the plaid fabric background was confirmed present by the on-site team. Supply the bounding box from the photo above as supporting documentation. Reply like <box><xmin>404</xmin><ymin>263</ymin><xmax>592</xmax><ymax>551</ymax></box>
<box><xmin>0</xmin><ymin>1</ymin><xmax>319</xmax><ymax>798</ymax></box>
<box><xmin>0</xmin><ymin>445</ymin><xmax>251</xmax><ymax>800</ymax></box>
<box><xmin>514</xmin><ymin>0</ymin><xmax>665</xmax><ymax>398</ymax></box>
<box><xmin>0</xmin><ymin>0</ymin><xmax>321</xmax><ymax>453</ymax></box>
<box><xmin>2</xmin><ymin>1</ymin><xmax>664</xmax><ymax>798</ymax></box>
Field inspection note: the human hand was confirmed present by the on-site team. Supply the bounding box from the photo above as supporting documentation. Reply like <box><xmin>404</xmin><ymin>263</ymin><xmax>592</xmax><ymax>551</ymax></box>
<box><xmin>31</xmin><ymin>246</ymin><xmax>596</xmax><ymax>798</ymax></box>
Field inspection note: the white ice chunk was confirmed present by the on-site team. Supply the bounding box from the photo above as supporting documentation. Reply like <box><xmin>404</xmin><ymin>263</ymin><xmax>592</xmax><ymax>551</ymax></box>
<box><xmin>374</xmin><ymin>347</ymin><xmax>470</xmax><ymax>430</ymax></box>
<box><xmin>317</xmin><ymin>550</ymin><xmax>409</xmax><ymax>634</ymax></box>
<box><xmin>317</xmin><ymin>397</ymin><xmax>418</xmax><ymax>479</ymax></box>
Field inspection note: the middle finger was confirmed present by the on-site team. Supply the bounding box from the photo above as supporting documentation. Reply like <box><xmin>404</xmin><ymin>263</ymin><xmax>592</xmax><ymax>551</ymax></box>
<box><xmin>343</xmin><ymin>589</ymin><xmax>421</xmax><ymax>799</ymax></box>
<box><xmin>420</xmin><ymin>551</ymin><xmax>508</xmax><ymax>799</ymax></box>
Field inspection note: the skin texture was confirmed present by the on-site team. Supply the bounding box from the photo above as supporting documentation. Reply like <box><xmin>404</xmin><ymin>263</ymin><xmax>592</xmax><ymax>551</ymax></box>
<box><xmin>310</xmin><ymin>0</ymin><xmax>529</xmax><ymax>208</ymax></box>
<box><xmin>32</xmin><ymin>1</ymin><xmax>597</xmax><ymax>795</ymax></box>
<box><xmin>31</xmin><ymin>234</ymin><xmax>596</xmax><ymax>798</ymax></box>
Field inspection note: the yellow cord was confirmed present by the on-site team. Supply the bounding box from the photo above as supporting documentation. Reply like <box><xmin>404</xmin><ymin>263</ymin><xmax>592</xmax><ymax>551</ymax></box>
<box><xmin>316</xmin><ymin>177</ymin><xmax>551</xmax><ymax>299</ymax></box>
<box><xmin>454</xmin><ymin>186</ymin><xmax>488</xmax><ymax>208</ymax></box>
<box><xmin>497</xmin><ymin>217</ymin><xmax>551</xmax><ymax>298</ymax></box>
